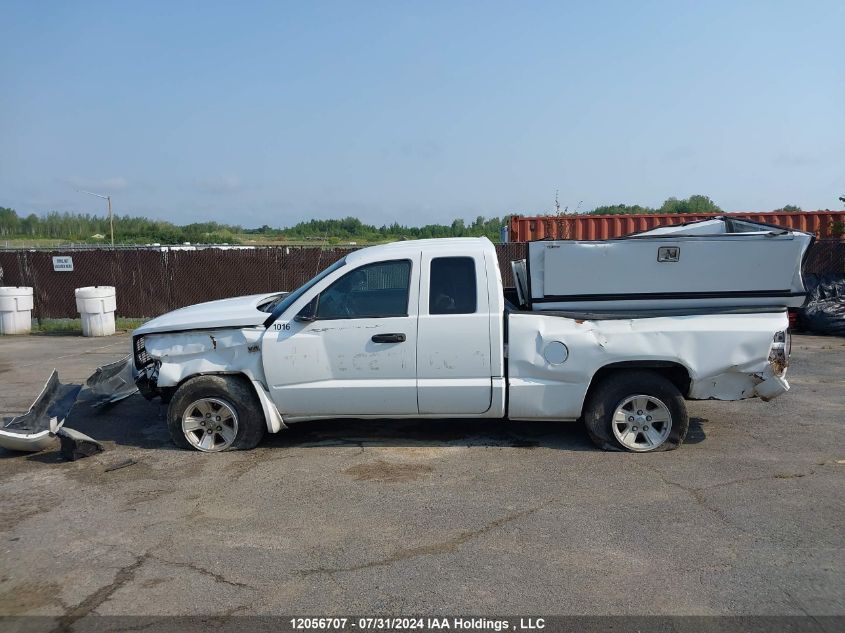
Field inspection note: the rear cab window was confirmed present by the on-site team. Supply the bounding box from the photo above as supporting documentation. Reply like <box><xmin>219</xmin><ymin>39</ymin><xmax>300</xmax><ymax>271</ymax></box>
<box><xmin>429</xmin><ymin>257</ymin><xmax>477</xmax><ymax>314</ymax></box>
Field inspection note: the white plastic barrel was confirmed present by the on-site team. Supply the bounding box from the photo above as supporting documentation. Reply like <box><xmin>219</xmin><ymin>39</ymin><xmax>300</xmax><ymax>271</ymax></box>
<box><xmin>75</xmin><ymin>286</ymin><xmax>117</xmax><ymax>337</ymax></box>
<box><xmin>0</xmin><ymin>287</ymin><xmax>34</xmax><ymax>335</ymax></box>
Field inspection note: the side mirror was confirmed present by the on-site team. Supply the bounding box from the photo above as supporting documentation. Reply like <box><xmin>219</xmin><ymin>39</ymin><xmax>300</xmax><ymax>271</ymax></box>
<box><xmin>295</xmin><ymin>297</ymin><xmax>318</xmax><ymax>322</ymax></box>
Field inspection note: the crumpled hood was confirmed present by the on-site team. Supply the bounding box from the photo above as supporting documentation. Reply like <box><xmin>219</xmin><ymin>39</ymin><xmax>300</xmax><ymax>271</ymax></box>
<box><xmin>134</xmin><ymin>292</ymin><xmax>283</xmax><ymax>335</ymax></box>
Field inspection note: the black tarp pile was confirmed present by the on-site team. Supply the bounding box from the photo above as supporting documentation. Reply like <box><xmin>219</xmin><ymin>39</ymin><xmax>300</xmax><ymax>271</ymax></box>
<box><xmin>798</xmin><ymin>274</ymin><xmax>845</xmax><ymax>336</ymax></box>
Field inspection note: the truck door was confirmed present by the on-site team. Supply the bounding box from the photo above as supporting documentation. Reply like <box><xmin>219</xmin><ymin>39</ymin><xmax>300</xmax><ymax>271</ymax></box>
<box><xmin>262</xmin><ymin>257</ymin><xmax>420</xmax><ymax>417</ymax></box>
<box><xmin>416</xmin><ymin>254</ymin><xmax>492</xmax><ymax>414</ymax></box>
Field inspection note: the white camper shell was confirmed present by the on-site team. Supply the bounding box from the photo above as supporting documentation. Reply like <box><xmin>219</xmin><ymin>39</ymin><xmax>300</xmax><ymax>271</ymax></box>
<box><xmin>516</xmin><ymin>217</ymin><xmax>813</xmax><ymax>313</ymax></box>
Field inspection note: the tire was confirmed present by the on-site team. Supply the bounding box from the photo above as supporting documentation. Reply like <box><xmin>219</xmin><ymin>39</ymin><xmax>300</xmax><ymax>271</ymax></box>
<box><xmin>583</xmin><ymin>370</ymin><xmax>688</xmax><ymax>453</ymax></box>
<box><xmin>167</xmin><ymin>375</ymin><xmax>266</xmax><ymax>452</ymax></box>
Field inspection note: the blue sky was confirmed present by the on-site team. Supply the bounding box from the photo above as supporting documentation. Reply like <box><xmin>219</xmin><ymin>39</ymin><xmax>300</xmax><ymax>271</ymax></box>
<box><xmin>1</xmin><ymin>0</ymin><xmax>843</xmax><ymax>227</ymax></box>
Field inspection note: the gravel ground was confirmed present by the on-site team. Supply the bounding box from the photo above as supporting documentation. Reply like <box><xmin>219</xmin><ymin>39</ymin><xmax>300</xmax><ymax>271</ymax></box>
<box><xmin>0</xmin><ymin>333</ymin><xmax>843</xmax><ymax>619</ymax></box>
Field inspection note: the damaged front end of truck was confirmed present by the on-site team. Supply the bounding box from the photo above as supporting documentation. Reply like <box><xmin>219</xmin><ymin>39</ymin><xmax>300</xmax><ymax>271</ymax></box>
<box><xmin>0</xmin><ymin>291</ymin><xmax>287</xmax><ymax>455</ymax></box>
<box><xmin>131</xmin><ymin>327</ymin><xmax>285</xmax><ymax>434</ymax></box>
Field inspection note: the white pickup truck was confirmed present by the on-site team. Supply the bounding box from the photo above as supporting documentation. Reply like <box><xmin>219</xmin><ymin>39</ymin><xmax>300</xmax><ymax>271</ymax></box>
<box><xmin>126</xmin><ymin>232</ymin><xmax>796</xmax><ymax>454</ymax></box>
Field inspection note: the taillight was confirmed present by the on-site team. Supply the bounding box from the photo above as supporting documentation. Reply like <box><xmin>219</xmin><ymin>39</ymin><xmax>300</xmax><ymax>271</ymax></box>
<box><xmin>769</xmin><ymin>330</ymin><xmax>789</xmax><ymax>375</ymax></box>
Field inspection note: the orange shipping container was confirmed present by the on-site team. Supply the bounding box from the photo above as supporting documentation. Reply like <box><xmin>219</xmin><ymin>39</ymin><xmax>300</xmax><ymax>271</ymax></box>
<box><xmin>507</xmin><ymin>210</ymin><xmax>845</xmax><ymax>242</ymax></box>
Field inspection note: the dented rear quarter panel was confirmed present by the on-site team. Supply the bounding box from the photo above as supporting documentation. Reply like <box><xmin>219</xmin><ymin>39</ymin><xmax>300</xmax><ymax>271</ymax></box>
<box><xmin>506</xmin><ymin>311</ymin><xmax>788</xmax><ymax>420</ymax></box>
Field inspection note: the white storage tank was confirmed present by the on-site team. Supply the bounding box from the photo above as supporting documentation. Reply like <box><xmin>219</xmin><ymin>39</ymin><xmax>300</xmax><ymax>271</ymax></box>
<box><xmin>0</xmin><ymin>286</ymin><xmax>34</xmax><ymax>335</ymax></box>
<box><xmin>75</xmin><ymin>286</ymin><xmax>117</xmax><ymax>337</ymax></box>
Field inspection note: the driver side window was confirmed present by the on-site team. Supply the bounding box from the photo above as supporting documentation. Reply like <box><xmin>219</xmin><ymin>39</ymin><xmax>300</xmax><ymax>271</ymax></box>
<box><xmin>315</xmin><ymin>259</ymin><xmax>411</xmax><ymax>320</ymax></box>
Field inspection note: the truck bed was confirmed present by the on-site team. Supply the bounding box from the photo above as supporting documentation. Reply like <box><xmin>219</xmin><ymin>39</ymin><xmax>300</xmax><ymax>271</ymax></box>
<box><xmin>503</xmin><ymin>307</ymin><xmax>789</xmax><ymax>421</ymax></box>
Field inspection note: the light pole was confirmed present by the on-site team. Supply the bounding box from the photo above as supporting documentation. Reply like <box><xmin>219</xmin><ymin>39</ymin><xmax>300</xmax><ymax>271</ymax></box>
<box><xmin>76</xmin><ymin>190</ymin><xmax>114</xmax><ymax>247</ymax></box>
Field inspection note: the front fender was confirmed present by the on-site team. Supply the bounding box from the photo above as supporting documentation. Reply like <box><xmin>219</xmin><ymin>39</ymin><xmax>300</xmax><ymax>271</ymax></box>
<box><xmin>144</xmin><ymin>328</ymin><xmax>266</xmax><ymax>387</ymax></box>
<box><xmin>138</xmin><ymin>328</ymin><xmax>286</xmax><ymax>433</ymax></box>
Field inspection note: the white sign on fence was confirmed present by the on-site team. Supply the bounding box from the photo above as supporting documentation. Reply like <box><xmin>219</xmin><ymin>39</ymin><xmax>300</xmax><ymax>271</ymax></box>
<box><xmin>52</xmin><ymin>256</ymin><xmax>74</xmax><ymax>272</ymax></box>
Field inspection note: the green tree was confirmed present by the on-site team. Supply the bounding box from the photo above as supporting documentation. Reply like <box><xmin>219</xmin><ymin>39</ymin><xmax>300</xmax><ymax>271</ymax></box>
<box><xmin>0</xmin><ymin>207</ymin><xmax>20</xmax><ymax>236</ymax></box>
<box><xmin>658</xmin><ymin>195</ymin><xmax>722</xmax><ymax>214</ymax></box>
<box><xmin>0</xmin><ymin>206</ymin><xmax>509</xmax><ymax>244</ymax></box>
<box><xmin>588</xmin><ymin>204</ymin><xmax>654</xmax><ymax>215</ymax></box>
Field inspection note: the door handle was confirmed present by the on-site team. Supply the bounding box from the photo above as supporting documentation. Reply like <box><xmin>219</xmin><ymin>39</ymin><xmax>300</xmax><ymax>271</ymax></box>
<box><xmin>371</xmin><ymin>333</ymin><xmax>406</xmax><ymax>343</ymax></box>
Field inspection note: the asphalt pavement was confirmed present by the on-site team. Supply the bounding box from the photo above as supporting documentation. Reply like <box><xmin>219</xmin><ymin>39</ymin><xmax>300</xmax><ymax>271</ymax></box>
<box><xmin>0</xmin><ymin>333</ymin><xmax>843</xmax><ymax>618</ymax></box>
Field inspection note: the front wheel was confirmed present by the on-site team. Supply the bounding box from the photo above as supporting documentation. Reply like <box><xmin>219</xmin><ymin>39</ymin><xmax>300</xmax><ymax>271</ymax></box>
<box><xmin>167</xmin><ymin>375</ymin><xmax>266</xmax><ymax>452</ymax></box>
<box><xmin>583</xmin><ymin>370</ymin><xmax>688</xmax><ymax>452</ymax></box>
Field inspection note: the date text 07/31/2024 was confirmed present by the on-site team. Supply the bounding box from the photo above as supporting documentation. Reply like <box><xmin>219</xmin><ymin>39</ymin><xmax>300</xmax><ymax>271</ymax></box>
<box><xmin>289</xmin><ymin>618</ymin><xmax>546</xmax><ymax>631</ymax></box>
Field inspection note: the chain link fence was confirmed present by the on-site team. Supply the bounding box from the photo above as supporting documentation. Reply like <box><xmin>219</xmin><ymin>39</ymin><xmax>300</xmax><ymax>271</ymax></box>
<box><xmin>0</xmin><ymin>247</ymin><xmax>354</xmax><ymax>319</ymax></box>
<box><xmin>804</xmin><ymin>239</ymin><xmax>845</xmax><ymax>278</ymax></box>
<box><xmin>1</xmin><ymin>240</ymin><xmax>841</xmax><ymax>320</ymax></box>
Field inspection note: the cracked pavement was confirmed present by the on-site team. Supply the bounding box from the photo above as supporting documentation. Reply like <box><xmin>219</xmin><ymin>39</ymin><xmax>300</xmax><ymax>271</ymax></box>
<box><xmin>0</xmin><ymin>333</ymin><xmax>843</xmax><ymax>617</ymax></box>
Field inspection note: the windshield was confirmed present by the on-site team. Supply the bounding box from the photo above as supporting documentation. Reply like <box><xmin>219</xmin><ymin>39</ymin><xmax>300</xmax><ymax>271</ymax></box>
<box><xmin>262</xmin><ymin>257</ymin><xmax>347</xmax><ymax>326</ymax></box>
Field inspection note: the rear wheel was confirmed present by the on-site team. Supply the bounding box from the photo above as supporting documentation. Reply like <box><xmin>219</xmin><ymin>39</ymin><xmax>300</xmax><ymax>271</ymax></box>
<box><xmin>583</xmin><ymin>370</ymin><xmax>688</xmax><ymax>452</ymax></box>
<box><xmin>167</xmin><ymin>375</ymin><xmax>265</xmax><ymax>452</ymax></box>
